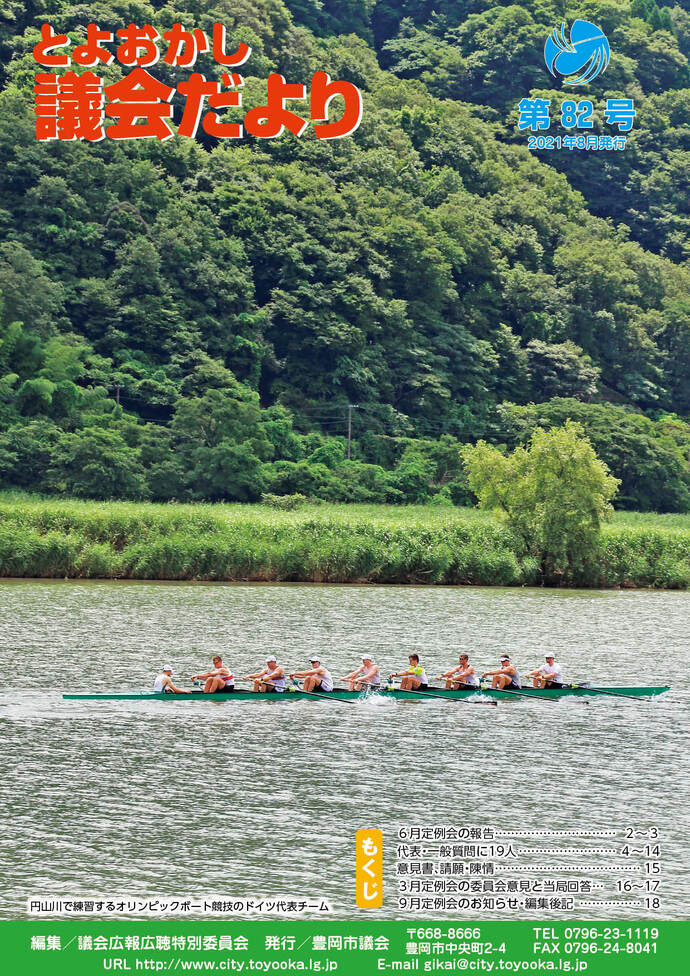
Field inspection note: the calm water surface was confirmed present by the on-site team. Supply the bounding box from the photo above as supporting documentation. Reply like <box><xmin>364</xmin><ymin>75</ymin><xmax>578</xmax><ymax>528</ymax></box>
<box><xmin>0</xmin><ymin>580</ymin><xmax>688</xmax><ymax>920</ymax></box>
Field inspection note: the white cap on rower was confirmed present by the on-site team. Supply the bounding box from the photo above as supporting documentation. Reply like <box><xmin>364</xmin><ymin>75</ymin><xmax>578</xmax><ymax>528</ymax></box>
<box><xmin>266</xmin><ymin>656</ymin><xmax>277</xmax><ymax>664</ymax></box>
<box><xmin>310</xmin><ymin>656</ymin><xmax>321</xmax><ymax>663</ymax></box>
<box><xmin>361</xmin><ymin>654</ymin><xmax>373</xmax><ymax>662</ymax></box>
<box><xmin>500</xmin><ymin>655</ymin><xmax>510</xmax><ymax>661</ymax></box>
<box><xmin>162</xmin><ymin>665</ymin><xmax>172</xmax><ymax>672</ymax></box>
<box><xmin>545</xmin><ymin>654</ymin><xmax>555</xmax><ymax>660</ymax></box>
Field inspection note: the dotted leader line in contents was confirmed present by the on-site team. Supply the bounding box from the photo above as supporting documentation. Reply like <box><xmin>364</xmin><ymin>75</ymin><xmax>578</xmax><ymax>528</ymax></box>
<box><xmin>498</xmin><ymin>865</ymin><xmax>642</xmax><ymax>872</ymax></box>
<box><xmin>517</xmin><ymin>849</ymin><xmax>620</xmax><ymax>856</ymax></box>
<box><xmin>578</xmin><ymin>901</ymin><xmax>643</xmax><ymax>907</ymax></box>
<box><xmin>496</xmin><ymin>831</ymin><xmax>618</xmax><ymax>837</ymax></box>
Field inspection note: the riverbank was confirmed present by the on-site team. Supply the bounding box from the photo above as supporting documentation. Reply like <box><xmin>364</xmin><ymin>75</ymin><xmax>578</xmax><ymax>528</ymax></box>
<box><xmin>0</xmin><ymin>495</ymin><xmax>689</xmax><ymax>588</ymax></box>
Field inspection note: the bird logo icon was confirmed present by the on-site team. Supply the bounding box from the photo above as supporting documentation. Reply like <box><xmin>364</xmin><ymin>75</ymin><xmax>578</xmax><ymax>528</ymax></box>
<box><xmin>544</xmin><ymin>21</ymin><xmax>610</xmax><ymax>85</ymax></box>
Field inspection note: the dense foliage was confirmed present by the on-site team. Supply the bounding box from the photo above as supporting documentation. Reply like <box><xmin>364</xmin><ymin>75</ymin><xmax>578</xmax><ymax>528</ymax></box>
<box><xmin>1</xmin><ymin>494</ymin><xmax>688</xmax><ymax>587</ymax></box>
<box><xmin>0</xmin><ymin>1</ymin><xmax>688</xmax><ymax>511</ymax></box>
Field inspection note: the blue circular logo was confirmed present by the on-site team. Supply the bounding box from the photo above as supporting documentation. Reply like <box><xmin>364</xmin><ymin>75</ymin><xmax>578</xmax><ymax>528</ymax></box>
<box><xmin>544</xmin><ymin>21</ymin><xmax>610</xmax><ymax>85</ymax></box>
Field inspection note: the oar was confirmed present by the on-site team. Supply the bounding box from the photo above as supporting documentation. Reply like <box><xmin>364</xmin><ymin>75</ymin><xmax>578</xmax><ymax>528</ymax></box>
<box><xmin>235</xmin><ymin>676</ymin><xmax>282</xmax><ymax>690</ymax></box>
<box><xmin>566</xmin><ymin>683</ymin><xmax>647</xmax><ymax>702</ymax></box>
<box><xmin>335</xmin><ymin>678</ymin><xmax>393</xmax><ymax>696</ymax></box>
<box><xmin>387</xmin><ymin>680</ymin><xmax>497</xmax><ymax>707</ymax></box>
<box><xmin>238</xmin><ymin>676</ymin><xmax>354</xmax><ymax>705</ymax></box>
<box><xmin>479</xmin><ymin>683</ymin><xmax>557</xmax><ymax>702</ymax></box>
<box><xmin>437</xmin><ymin>681</ymin><xmax>486</xmax><ymax>692</ymax></box>
<box><xmin>289</xmin><ymin>680</ymin><xmax>356</xmax><ymax>706</ymax></box>
<box><xmin>348</xmin><ymin>679</ymin><xmax>388</xmax><ymax>692</ymax></box>
<box><xmin>350</xmin><ymin>678</ymin><xmax>495</xmax><ymax>705</ymax></box>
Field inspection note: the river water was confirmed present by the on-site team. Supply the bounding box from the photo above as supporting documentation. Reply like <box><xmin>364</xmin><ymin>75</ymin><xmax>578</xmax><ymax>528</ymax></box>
<box><xmin>0</xmin><ymin>580</ymin><xmax>688</xmax><ymax>920</ymax></box>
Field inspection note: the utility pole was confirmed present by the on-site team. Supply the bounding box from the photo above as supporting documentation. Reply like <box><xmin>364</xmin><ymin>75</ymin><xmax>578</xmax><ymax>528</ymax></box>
<box><xmin>347</xmin><ymin>404</ymin><xmax>358</xmax><ymax>459</ymax></box>
<box><xmin>115</xmin><ymin>382</ymin><xmax>120</xmax><ymax>406</ymax></box>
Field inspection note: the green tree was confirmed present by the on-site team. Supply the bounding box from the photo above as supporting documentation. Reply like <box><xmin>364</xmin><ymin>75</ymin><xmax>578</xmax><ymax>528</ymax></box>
<box><xmin>491</xmin><ymin>399</ymin><xmax>690</xmax><ymax>513</ymax></box>
<box><xmin>390</xmin><ymin>449</ymin><xmax>435</xmax><ymax>503</ymax></box>
<box><xmin>187</xmin><ymin>440</ymin><xmax>265</xmax><ymax>501</ymax></box>
<box><xmin>463</xmin><ymin>421</ymin><xmax>619</xmax><ymax>583</ymax></box>
<box><xmin>658</xmin><ymin>298</ymin><xmax>690</xmax><ymax>415</ymax></box>
<box><xmin>47</xmin><ymin>428</ymin><xmax>149</xmax><ymax>500</ymax></box>
<box><xmin>308</xmin><ymin>438</ymin><xmax>347</xmax><ymax>468</ymax></box>
<box><xmin>263</xmin><ymin>459</ymin><xmax>337</xmax><ymax>497</ymax></box>
<box><xmin>526</xmin><ymin>339</ymin><xmax>600</xmax><ymax>401</ymax></box>
<box><xmin>170</xmin><ymin>388</ymin><xmax>273</xmax><ymax>499</ymax></box>
<box><xmin>171</xmin><ymin>388</ymin><xmax>273</xmax><ymax>461</ymax></box>
<box><xmin>0</xmin><ymin>419</ymin><xmax>61</xmax><ymax>490</ymax></box>
<box><xmin>0</xmin><ymin>243</ymin><xmax>64</xmax><ymax>337</ymax></box>
<box><xmin>16</xmin><ymin>377</ymin><xmax>56</xmax><ymax>415</ymax></box>
<box><xmin>138</xmin><ymin>424</ymin><xmax>185</xmax><ymax>501</ymax></box>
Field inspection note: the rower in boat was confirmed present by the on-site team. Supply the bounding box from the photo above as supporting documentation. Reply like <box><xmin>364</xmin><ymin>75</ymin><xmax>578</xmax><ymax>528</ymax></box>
<box><xmin>342</xmin><ymin>655</ymin><xmax>381</xmax><ymax>691</ymax></box>
<box><xmin>390</xmin><ymin>653</ymin><xmax>428</xmax><ymax>691</ymax></box>
<box><xmin>190</xmin><ymin>656</ymin><xmax>235</xmax><ymax>693</ymax></box>
<box><xmin>289</xmin><ymin>656</ymin><xmax>334</xmax><ymax>693</ymax></box>
<box><xmin>525</xmin><ymin>654</ymin><xmax>565</xmax><ymax>689</ymax></box>
<box><xmin>482</xmin><ymin>654</ymin><xmax>521</xmax><ymax>690</ymax></box>
<box><xmin>436</xmin><ymin>653</ymin><xmax>479</xmax><ymax>690</ymax></box>
<box><xmin>243</xmin><ymin>657</ymin><xmax>286</xmax><ymax>693</ymax></box>
<box><xmin>153</xmin><ymin>665</ymin><xmax>191</xmax><ymax>695</ymax></box>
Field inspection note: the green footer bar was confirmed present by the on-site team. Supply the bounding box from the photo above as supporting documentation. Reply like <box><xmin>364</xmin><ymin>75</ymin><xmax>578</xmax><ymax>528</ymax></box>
<box><xmin>1</xmin><ymin>920</ymin><xmax>686</xmax><ymax>976</ymax></box>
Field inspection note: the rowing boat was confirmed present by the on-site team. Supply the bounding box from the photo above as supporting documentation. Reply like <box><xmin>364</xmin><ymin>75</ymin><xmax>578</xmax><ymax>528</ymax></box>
<box><xmin>62</xmin><ymin>685</ymin><xmax>670</xmax><ymax>702</ymax></box>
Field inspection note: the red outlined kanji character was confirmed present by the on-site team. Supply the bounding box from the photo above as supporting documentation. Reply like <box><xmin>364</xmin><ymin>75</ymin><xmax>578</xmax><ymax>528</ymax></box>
<box><xmin>34</xmin><ymin>73</ymin><xmax>59</xmax><ymax>139</ymax></box>
<box><xmin>104</xmin><ymin>68</ymin><xmax>174</xmax><ymax>141</ymax></box>
<box><xmin>310</xmin><ymin>72</ymin><xmax>362</xmax><ymax>139</ymax></box>
<box><xmin>34</xmin><ymin>72</ymin><xmax>105</xmax><ymax>142</ymax></box>
<box><xmin>211</xmin><ymin>23</ymin><xmax>251</xmax><ymax>66</ymax></box>
<box><xmin>73</xmin><ymin>24</ymin><xmax>114</xmax><ymax>67</ymax></box>
<box><xmin>244</xmin><ymin>73</ymin><xmax>307</xmax><ymax>138</ymax></box>
<box><xmin>116</xmin><ymin>23</ymin><xmax>160</xmax><ymax>68</ymax></box>
<box><xmin>177</xmin><ymin>73</ymin><xmax>243</xmax><ymax>138</ymax></box>
<box><xmin>33</xmin><ymin>24</ymin><xmax>70</xmax><ymax>67</ymax></box>
<box><xmin>162</xmin><ymin>23</ymin><xmax>209</xmax><ymax>67</ymax></box>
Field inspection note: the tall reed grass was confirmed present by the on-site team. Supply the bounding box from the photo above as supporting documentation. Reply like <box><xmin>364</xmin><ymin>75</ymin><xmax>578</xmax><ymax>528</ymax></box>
<box><xmin>0</xmin><ymin>495</ymin><xmax>688</xmax><ymax>588</ymax></box>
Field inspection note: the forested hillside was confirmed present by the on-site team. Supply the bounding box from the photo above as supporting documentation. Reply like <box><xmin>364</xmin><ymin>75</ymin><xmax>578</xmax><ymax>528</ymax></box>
<box><xmin>0</xmin><ymin>1</ymin><xmax>689</xmax><ymax>510</ymax></box>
